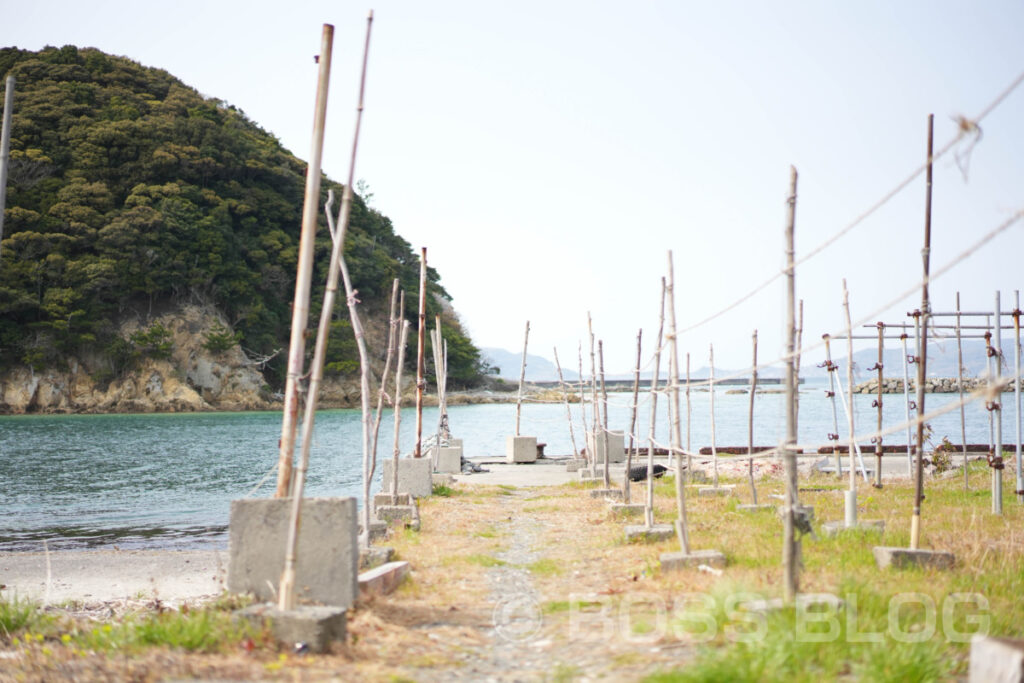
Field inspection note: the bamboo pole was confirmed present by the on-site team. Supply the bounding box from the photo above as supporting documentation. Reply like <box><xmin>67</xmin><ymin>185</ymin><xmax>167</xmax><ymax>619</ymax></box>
<box><xmin>391</xmin><ymin>316</ymin><xmax>410</xmax><ymax>498</ymax></box>
<box><xmin>0</xmin><ymin>75</ymin><xmax>14</xmax><ymax>261</ymax></box>
<box><xmin>709</xmin><ymin>344</ymin><xmax>718</xmax><ymax>488</ymax></box>
<box><xmin>645</xmin><ymin>279</ymin><xmax>667</xmax><ymax>529</ymax></box>
<box><xmin>686</xmin><ymin>352</ymin><xmax>692</xmax><ymax>475</ymax></box>
<box><xmin>587</xmin><ymin>313</ymin><xmax>600</xmax><ymax>446</ymax></box>
<box><xmin>873</xmin><ymin>321</ymin><xmax>884</xmax><ymax>489</ymax></box>
<box><xmin>823</xmin><ymin>335</ymin><xmax>843</xmax><ymax>477</ymax></box>
<box><xmin>280</xmin><ymin>15</ymin><xmax>373</xmax><ymax>609</ymax></box>
<box><xmin>956</xmin><ymin>293</ymin><xmax>968</xmax><ymax>489</ymax></box>
<box><xmin>414</xmin><ymin>248</ymin><xmax>427</xmax><ymax>457</ymax></box>
<box><xmin>433</xmin><ymin>315</ymin><xmax>449</xmax><ymax>445</ymax></box>
<box><xmin>748</xmin><ymin>330</ymin><xmax>759</xmax><ymax>504</ymax></box>
<box><xmin>901</xmin><ymin>333</ymin><xmax>915</xmax><ymax>478</ymax></box>
<box><xmin>910</xmin><ymin>114</ymin><xmax>934</xmax><ymax>550</ymax></box>
<box><xmin>275</xmin><ymin>24</ymin><xmax>335</xmax><ymax>499</ymax></box>
<box><xmin>599</xmin><ymin>341</ymin><xmax>610</xmax><ymax>488</ymax></box>
<box><xmin>623</xmin><ymin>330</ymin><xmax>643</xmax><ymax>503</ymax></box>
<box><xmin>794</xmin><ymin>300</ymin><xmax>804</xmax><ymax>425</ymax></box>
<box><xmin>666</xmin><ymin>252</ymin><xmax>690</xmax><ymax>553</ymax></box>
<box><xmin>515</xmin><ymin>321</ymin><xmax>529</xmax><ymax>436</ymax></box>
<box><xmin>1015</xmin><ymin>291</ymin><xmax>1023</xmax><ymax>504</ymax></box>
<box><xmin>553</xmin><ymin>348</ymin><xmax>579</xmax><ymax>459</ymax></box>
<box><xmin>782</xmin><ymin>165</ymin><xmax>799</xmax><ymax>605</ymax></box>
<box><xmin>368</xmin><ymin>279</ymin><xmax>400</xmax><ymax>509</ymax></box>
<box><xmin>843</xmin><ymin>280</ymin><xmax>858</xmax><ymax>527</ymax></box>
<box><xmin>994</xmin><ymin>292</ymin><xmax>1004</xmax><ymax>515</ymax></box>
<box><xmin>578</xmin><ymin>344</ymin><xmax>588</xmax><ymax>466</ymax></box>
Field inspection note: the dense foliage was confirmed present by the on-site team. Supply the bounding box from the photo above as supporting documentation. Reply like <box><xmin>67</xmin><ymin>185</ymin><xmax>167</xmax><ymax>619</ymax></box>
<box><xmin>0</xmin><ymin>45</ymin><xmax>487</xmax><ymax>388</ymax></box>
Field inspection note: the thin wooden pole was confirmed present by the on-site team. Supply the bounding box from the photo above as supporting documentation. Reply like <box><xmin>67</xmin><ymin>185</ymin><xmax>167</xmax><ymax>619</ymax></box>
<box><xmin>748</xmin><ymin>330</ymin><xmax>759</xmax><ymax>504</ymax></box>
<box><xmin>843</xmin><ymin>280</ymin><xmax>858</xmax><ymax>527</ymax></box>
<box><xmin>956</xmin><ymin>293</ymin><xmax>968</xmax><ymax>489</ymax></box>
<box><xmin>275</xmin><ymin>24</ymin><xmax>334</xmax><ymax>498</ymax></box>
<box><xmin>910</xmin><ymin>114</ymin><xmax>934</xmax><ymax>550</ymax></box>
<box><xmin>414</xmin><ymin>248</ymin><xmax>427</xmax><ymax>457</ymax></box>
<box><xmin>1015</xmin><ymin>291</ymin><xmax>1023</xmax><ymax>504</ymax></box>
<box><xmin>901</xmin><ymin>333</ymin><xmax>915</xmax><ymax>478</ymax></box>
<box><xmin>782</xmin><ymin>165</ymin><xmax>799</xmax><ymax>604</ymax></box>
<box><xmin>280</xmin><ymin>15</ymin><xmax>372</xmax><ymax>609</ymax></box>
<box><xmin>623</xmin><ymin>330</ymin><xmax>643</xmax><ymax>503</ymax></box>
<box><xmin>794</xmin><ymin>300</ymin><xmax>804</xmax><ymax>425</ymax></box>
<box><xmin>368</xmin><ymin>279</ymin><xmax>400</xmax><ymax>509</ymax></box>
<box><xmin>645</xmin><ymin>279</ymin><xmax>667</xmax><ymax>529</ymax></box>
<box><xmin>994</xmin><ymin>291</ymin><xmax>1004</xmax><ymax>515</ymax></box>
<box><xmin>587</xmin><ymin>313</ymin><xmax>600</xmax><ymax>443</ymax></box>
<box><xmin>666</xmin><ymin>252</ymin><xmax>690</xmax><ymax>553</ymax></box>
<box><xmin>433</xmin><ymin>315</ymin><xmax>449</xmax><ymax>444</ymax></box>
<box><xmin>553</xmin><ymin>348</ymin><xmax>579</xmax><ymax>459</ymax></box>
<box><xmin>578</xmin><ymin>343</ymin><xmax>588</xmax><ymax>466</ymax></box>
<box><xmin>710</xmin><ymin>344</ymin><xmax>718</xmax><ymax>488</ymax></box>
<box><xmin>515</xmin><ymin>321</ymin><xmax>529</xmax><ymax>436</ymax></box>
<box><xmin>874</xmin><ymin>321</ymin><xmax>884</xmax><ymax>489</ymax></box>
<box><xmin>823</xmin><ymin>335</ymin><xmax>842</xmax><ymax>477</ymax></box>
<box><xmin>599</xmin><ymin>341</ymin><xmax>611</xmax><ymax>488</ymax></box>
<box><xmin>0</xmin><ymin>75</ymin><xmax>14</xmax><ymax>261</ymax></box>
<box><xmin>391</xmin><ymin>318</ymin><xmax>410</xmax><ymax>498</ymax></box>
<box><xmin>686</xmin><ymin>352</ymin><xmax>692</xmax><ymax>475</ymax></box>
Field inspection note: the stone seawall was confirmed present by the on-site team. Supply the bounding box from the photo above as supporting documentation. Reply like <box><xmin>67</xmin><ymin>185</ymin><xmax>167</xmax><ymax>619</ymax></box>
<box><xmin>853</xmin><ymin>377</ymin><xmax>1002</xmax><ymax>394</ymax></box>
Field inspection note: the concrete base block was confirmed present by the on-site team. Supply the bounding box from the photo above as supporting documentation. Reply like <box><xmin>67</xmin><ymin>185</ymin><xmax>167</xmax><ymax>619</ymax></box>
<box><xmin>236</xmin><ymin>604</ymin><xmax>346</xmax><ymax>653</ymax></box>
<box><xmin>374</xmin><ymin>492</ymin><xmax>413</xmax><ymax>507</ymax></box>
<box><xmin>434</xmin><ymin>447</ymin><xmax>463</xmax><ymax>474</ymax></box>
<box><xmin>742</xmin><ymin>593</ymin><xmax>846</xmax><ymax>614</ymax></box>
<box><xmin>970</xmin><ymin>635</ymin><xmax>1024</xmax><ymax>683</ymax></box>
<box><xmin>736</xmin><ymin>504</ymin><xmax>775</xmax><ymax>512</ymax></box>
<box><xmin>360</xmin><ymin>521</ymin><xmax>388</xmax><ymax>542</ymax></box>
<box><xmin>624</xmin><ymin>524</ymin><xmax>675</xmax><ymax>543</ymax></box>
<box><xmin>380</xmin><ymin>458</ymin><xmax>433</xmax><ymax>498</ymax></box>
<box><xmin>375</xmin><ymin>505</ymin><xmax>416</xmax><ymax>524</ymax></box>
<box><xmin>432</xmin><ymin>473</ymin><xmax>455</xmax><ymax>488</ymax></box>
<box><xmin>822</xmin><ymin>520</ymin><xmax>885</xmax><ymax>537</ymax></box>
<box><xmin>660</xmin><ymin>549</ymin><xmax>727</xmax><ymax>571</ymax></box>
<box><xmin>589</xmin><ymin>488</ymin><xmax>624</xmax><ymax>500</ymax></box>
<box><xmin>697</xmin><ymin>485</ymin><xmax>736</xmax><ymax>497</ymax></box>
<box><xmin>565</xmin><ymin>459</ymin><xmax>587</xmax><ymax>472</ymax></box>
<box><xmin>358</xmin><ymin>561</ymin><xmax>410</xmax><ymax>599</ymax></box>
<box><xmin>228</xmin><ymin>497</ymin><xmax>357</xmax><ymax>608</ymax></box>
<box><xmin>586</xmin><ymin>430</ymin><xmax>626</xmax><ymax>464</ymax></box>
<box><xmin>609</xmin><ymin>503</ymin><xmax>646</xmax><ymax>517</ymax></box>
<box><xmin>776</xmin><ymin>505</ymin><xmax>815</xmax><ymax>521</ymax></box>
<box><xmin>359</xmin><ymin>546</ymin><xmax>394</xmax><ymax>570</ymax></box>
<box><xmin>873</xmin><ymin>546</ymin><xmax>955</xmax><ymax>570</ymax></box>
<box><xmin>506</xmin><ymin>435</ymin><xmax>538</xmax><ymax>464</ymax></box>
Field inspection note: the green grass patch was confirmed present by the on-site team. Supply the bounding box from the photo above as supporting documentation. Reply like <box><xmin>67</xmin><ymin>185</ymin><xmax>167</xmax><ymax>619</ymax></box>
<box><xmin>432</xmin><ymin>483</ymin><xmax>456</xmax><ymax>497</ymax></box>
<box><xmin>0</xmin><ymin>596</ymin><xmax>54</xmax><ymax>640</ymax></box>
<box><xmin>525</xmin><ymin>558</ymin><xmax>562</xmax><ymax>576</ymax></box>
<box><xmin>465</xmin><ymin>554</ymin><xmax>507</xmax><ymax>568</ymax></box>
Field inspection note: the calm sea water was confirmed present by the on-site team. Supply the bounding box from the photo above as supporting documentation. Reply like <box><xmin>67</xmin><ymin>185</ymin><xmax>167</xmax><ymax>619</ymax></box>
<box><xmin>0</xmin><ymin>381</ymin><xmax>1016</xmax><ymax>551</ymax></box>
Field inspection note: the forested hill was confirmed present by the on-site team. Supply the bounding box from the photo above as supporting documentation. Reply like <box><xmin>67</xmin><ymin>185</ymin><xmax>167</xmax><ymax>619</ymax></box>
<box><xmin>0</xmin><ymin>45</ymin><xmax>486</xmax><ymax>390</ymax></box>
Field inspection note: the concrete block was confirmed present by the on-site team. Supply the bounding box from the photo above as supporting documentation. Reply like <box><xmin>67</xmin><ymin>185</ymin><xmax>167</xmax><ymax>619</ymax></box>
<box><xmin>448</xmin><ymin>438</ymin><xmax>464</xmax><ymax>450</ymax></box>
<box><xmin>434</xmin><ymin>447</ymin><xmax>463</xmax><ymax>474</ymax></box>
<box><xmin>359</xmin><ymin>546</ymin><xmax>394</xmax><ymax>570</ymax></box>
<box><xmin>609</xmin><ymin>503</ymin><xmax>646</xmax><ymax>517</ymax></box>
<box><xmin>589</xmin><ymin>488</ymin><xmax>624</xmax><ymax>500</ymax></box>
<box><xmin>776</xmin><ymin>505</ymin><xmax>815</xmax><ymax>521</ymax></box>
<box><xmin>736</xmin><ymin>504</ymin><xmax>774</xmax><ymax>512</ymax></box>
<box><xmin>565</xmin><ymin>459</ymin><xmax>587</xmax><ymax>472</ymax></box>
<box><xmin>375</xmin><ymin>505</ymin><xmax>416</xmax><ymax>524</ymax></box>
<box><xmin>358</xmin><ymin>561</ymin><xmax>410</xmax><ymax>599</ymax></box>
<box><xmin>228</xmin><ymin>497</ymin><xmax>357</xmax><ymax>608</ymax></box>
<box><xmin>970</xmin><ymin>635</ymin><xmax>1024</xmax><ymax>683</ymax></box>
<box><xmin>697</xmin><ymin>485</ymin><xmax>736</xmax><ymax>497</ymax></box>
<box><xmin>624</xmin><ymin>524</ymin><xmax>675</xmax><ymax>543</ymax></box>
<box><xmin>660</xmin><ymin>549</ymin><xmax>727</xmax><ymax>571</ymax></box>
<box><xmin>822</xmin><ymin>520</ymin><xmax>885</xmax><ymax>537</ymax></box>
<box><xmin>380</xmin><ymin>457</ymin><xmax>433</xmax><ymax>498</ymax></box>
<box><xmin>506</xmin><ymin>435</ymin><xmax>538</xmax><ymax>463</ymax></box>
<box><xmin>873</xmin><ymin>546</ymin><xmax>955</xmax><ymax>570</ymax></box>
<box><xmin>586</xmin><ymin>430</ymin><xmax>625</xmax><ymax>464</ymax></box>
<box><xmin>360</xmin><ymin>520</ymin><xmax>388</xmax><ymax>542</ymax></box>
<box><xmin>374</xmin><ymin>492</ymin><xmax>412</xmax><ymax>507</ymax></box>
<box><xmin>236</xmin><ymin>603</ymin><xmax>346</xmax><ymax>653</ymax></box>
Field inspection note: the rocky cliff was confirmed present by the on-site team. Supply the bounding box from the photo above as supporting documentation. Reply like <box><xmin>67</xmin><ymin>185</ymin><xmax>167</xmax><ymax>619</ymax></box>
<box><xmin>0</xmin><ymin>303</ymin><xmax>272</xmax><ymax>414</ymax></box>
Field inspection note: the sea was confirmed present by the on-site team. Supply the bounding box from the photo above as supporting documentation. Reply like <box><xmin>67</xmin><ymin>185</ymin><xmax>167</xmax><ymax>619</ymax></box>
<box><xmin>0</xmin><ymin>379</ymin><xmax>1018</xmax><ymax>552</ymax></box>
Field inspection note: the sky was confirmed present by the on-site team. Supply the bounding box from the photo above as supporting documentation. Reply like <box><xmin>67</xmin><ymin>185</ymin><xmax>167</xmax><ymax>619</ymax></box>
<box><xmin>5</xmin><ymin>1</ymin><xmax>1024</xmax><ymax>376</ymax></box>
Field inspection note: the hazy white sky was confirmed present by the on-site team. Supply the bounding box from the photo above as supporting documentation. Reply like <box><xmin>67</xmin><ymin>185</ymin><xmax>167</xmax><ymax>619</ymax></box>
<box><xmin>5</xmin><ymin>1</ymin><xmax>1024</xmax><ymax>374</ymax></box>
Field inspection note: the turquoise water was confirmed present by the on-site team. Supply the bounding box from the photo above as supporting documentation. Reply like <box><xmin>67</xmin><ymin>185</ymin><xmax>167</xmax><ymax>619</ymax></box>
<box><xmin>0</xmin><ymin>384</ymin><xmax>1015</xmax><ymax>551</ymax></box>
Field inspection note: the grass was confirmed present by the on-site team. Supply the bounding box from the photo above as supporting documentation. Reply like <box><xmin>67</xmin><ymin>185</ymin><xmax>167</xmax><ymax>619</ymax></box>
<box><xmin>0</xmin><ymin>595</ymin><xmax>53</xmax><ymax>639</ymax></box>
<box><xmin>526</xmin><ymin>558</ymin><xmax>562</xmax><ymax>576</ymax></box>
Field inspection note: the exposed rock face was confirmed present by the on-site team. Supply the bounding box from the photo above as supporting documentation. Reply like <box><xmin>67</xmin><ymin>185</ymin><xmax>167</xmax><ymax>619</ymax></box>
<box><xmin>0</xmin><ymin>303</ymin><xmax>272</xmax><ymax>414</ymax></box>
